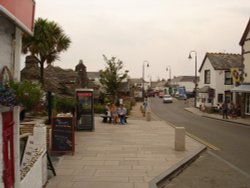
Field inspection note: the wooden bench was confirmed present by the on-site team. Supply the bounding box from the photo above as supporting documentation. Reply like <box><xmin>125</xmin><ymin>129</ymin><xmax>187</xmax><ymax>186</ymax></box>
<box><xmin>100</xmin><ymin>114</ymin><xmax>129</xmax><ymax>124</ymax></box>
<box><xmin>100</xmin><ymin>114</ymin><xmax>112</xmax><ymax>123</ymax></box>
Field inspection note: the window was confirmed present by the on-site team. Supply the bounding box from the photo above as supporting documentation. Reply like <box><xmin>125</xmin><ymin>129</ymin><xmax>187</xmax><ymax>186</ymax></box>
<box><xmin>204</xmin><ymin>70</ymin><xmax>210</xmax><ymax>84</ymax></box>
<box><xmin>225</xmin><ymin>71</ymin><xmax>232</xmax><ymax>85</ymax></box>
<box><xmin>218</xmin><ymin>94</ymin><xmax>223</xmax><ymax>103</ymax></box>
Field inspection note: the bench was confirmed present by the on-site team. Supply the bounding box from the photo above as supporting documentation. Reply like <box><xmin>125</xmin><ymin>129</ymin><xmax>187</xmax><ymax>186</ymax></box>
<box><xmin>100</xmin><ymin>114</ymin><xmax>128</xmax><ymax>124</ymax></box>
<box><xmin>100</xmin><ymin>114</ymin><xmax>112</xmax><ymax>123</ymax></box>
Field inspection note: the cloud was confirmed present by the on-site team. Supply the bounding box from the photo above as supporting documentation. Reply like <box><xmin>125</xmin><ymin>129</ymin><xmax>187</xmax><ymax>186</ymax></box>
<box><xmin>26</xmin><ymin>0</ymin><xmax>250</xmax><ymax>80</ymax></box>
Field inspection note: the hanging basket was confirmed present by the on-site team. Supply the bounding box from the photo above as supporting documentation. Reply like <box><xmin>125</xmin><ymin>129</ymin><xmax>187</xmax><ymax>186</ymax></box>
<box><xmin>0</xmin><ymin>66</ymin><xmax>16</xmax><ymax>107</ymax></box>
<box><xmin>0</xmin><ymin>88</ymin><xmax>16</xmax><ymax>107</ymax></box>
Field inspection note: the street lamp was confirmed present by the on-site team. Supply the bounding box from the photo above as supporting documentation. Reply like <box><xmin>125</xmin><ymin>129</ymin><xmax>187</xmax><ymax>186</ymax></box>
<box><xmin>166</xmin><ymin>65</ymin><xmax>172</xmax><ymax>95</ymax></box>
<box><xmin>188</xmin><ymin>51</ymin><xmax>197</xmax><ymax>108</ymax></box>
<box><xmin>142</xmin><ymin>60</ymin><xmax>149</xmax><ymax>99</ymax></box>
<box><xmin>166</xmin><ymin>65</ymin><xmax>171</xmax><ymax>81</ymax></box>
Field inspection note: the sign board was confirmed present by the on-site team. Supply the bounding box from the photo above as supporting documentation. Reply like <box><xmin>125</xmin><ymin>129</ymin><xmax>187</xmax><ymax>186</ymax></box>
<box><xmin>51</xmin><ymin>117</ymin><xmax>75</xmax><ymax>154</ymax></box>
<box><xmin>21</xmin><ymin>135</ymin><xmax>35</xmax><ymax>168</ymax></box>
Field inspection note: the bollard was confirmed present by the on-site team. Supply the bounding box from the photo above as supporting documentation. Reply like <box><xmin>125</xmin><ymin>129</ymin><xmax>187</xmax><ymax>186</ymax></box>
<box><xmin>175</xmin><ymin>127</ymin><xmax>185</xmax><ymax>151</ymax></box>
<box><xmin>146</xmin><ymin>111</ymin><xmax>151</xmax><ymax>121</ymax></box>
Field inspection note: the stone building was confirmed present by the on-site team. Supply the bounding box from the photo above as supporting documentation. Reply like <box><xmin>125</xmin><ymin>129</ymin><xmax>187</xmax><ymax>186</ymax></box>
<box><xmin>21</xmin><ymin>56</ymin><xmax>98</xmax><ymax>97</ymax></box>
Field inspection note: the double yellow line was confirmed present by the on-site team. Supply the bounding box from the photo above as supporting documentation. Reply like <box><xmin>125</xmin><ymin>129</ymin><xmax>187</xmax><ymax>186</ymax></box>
<box><xmin>156</xmin><ymin>114</ymin><xmax>221</xmax><ymax>151</ymax></box>
<box><xmin>186</xmin><ymin>132</ymin><xmax>220</xmax><ymax>151</ymax></box>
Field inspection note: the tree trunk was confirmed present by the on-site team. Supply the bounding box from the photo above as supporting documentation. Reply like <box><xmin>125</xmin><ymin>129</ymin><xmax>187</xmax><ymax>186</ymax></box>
<box><xmin>39</xmin><ymin>61</ymin><xmax>45</xmax><ymax>87</ymax></box>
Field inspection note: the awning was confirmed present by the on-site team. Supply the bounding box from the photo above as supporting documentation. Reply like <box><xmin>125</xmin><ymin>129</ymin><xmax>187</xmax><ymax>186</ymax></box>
<box><xmin>231</xmin><ymin>84</ymin><xmax>250</xmax><ymax>93</ymax></box>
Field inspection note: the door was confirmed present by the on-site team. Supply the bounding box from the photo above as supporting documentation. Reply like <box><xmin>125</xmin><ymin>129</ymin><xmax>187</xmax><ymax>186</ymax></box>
<box><xmin>2</xmin><ymin>111</ymin><xmax>15</xmax><ymax>188</ymax></box>
<box><xmin>245</xmin><ymin>93</ymin><xmax>250</xmax><ymax>115</ymax></box>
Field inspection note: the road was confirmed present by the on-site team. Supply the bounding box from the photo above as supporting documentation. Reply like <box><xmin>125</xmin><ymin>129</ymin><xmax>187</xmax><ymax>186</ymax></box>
<box><xmin>150</xmin><ymin>97</ymin><xmax>250</xmax><ymax>187</ymax></box>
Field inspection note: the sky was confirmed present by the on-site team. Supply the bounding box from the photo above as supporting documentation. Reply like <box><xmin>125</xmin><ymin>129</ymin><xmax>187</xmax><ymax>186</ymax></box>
<box><xmin>23</xmin><ymin>0</ymin><xmax>250</xmax><ymax>81</ymax></box>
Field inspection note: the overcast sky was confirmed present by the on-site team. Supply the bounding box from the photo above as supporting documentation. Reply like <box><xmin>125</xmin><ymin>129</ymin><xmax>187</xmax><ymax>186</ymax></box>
<box><xmin>26</xmin><ymin>0</ymin><xmax>250</xmax><ymax>81</ymax></box>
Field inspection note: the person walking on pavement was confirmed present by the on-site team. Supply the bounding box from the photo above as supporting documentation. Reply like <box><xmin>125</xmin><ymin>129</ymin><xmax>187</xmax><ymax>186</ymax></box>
<box><xmin>143</xmin><ymin>97</ymin><xmax>148</xmax><ymax>117</ymax></box>
<box><xmin>222</xmin><ymin>101</ymin><xmax>229</xmax><ymax>119</ymax></box>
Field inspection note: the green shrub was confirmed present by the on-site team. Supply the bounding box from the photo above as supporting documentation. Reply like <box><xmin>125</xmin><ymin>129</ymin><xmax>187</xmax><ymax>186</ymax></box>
<box><xmin>54</xmin><ymin>96</ymin><xmax>76</xmax><ymax>113</ymax></box>
<box><xmin>9</xmin><ymin>80</ymin><xmax>42</xmax><ymax>111</ymax></box>
<box><xmin>94</xmin><ymin>103</ymin><xmax>105</xmax><ymax>114</ymax></box>
<box><xmin>123</xmin><ymin>97</ymin><xmax>135</xmax><ymax>115</ymax></box>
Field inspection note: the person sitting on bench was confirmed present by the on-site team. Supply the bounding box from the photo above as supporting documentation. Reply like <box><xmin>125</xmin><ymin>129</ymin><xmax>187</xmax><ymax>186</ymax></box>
<box><xmin>118</xmin><ymin>104</ymin><xmax>127</xmax><ymax>125</ymax></box>
<box><xmin>110</xmin><ymin>103</ymin><xmax>119</xmax><ymax>124</ymax></box>
<box><xmin>103</xmin><ymin>104</ymin><xmax>112</xmax><ymax>123</ymax></box>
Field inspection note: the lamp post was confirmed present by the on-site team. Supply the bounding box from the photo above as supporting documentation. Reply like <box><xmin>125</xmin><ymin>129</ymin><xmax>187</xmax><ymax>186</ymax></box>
<box><xmin>166</xmin><ymin>65</ymin><xmax>171</xmax><ymax>80</ymax></box>
<box><xmin>188</xmin><ymin>51</ymin><xmax>197</xmax><ymax>108</ymax></box>
<box><xmin>142</xmin><ymin>60</ymin><xmax>149</xmax><ymax>99</ymax></box>
<box><xmin>166</xmin><ymin>65</ymin><xmax>172</xmax><ymax>95</ymax></box>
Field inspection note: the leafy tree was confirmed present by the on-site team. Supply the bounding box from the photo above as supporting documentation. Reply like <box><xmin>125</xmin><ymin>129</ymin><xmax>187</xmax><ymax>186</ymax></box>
<box><xmin>99</xmin><ymin>55</ymin><xmax>128</xmax><ymax>103</ymax></box>
<box><xmin>22</xmin><ymin>18</ymin><xmax>71</xmax><ymax>86</ymax></box>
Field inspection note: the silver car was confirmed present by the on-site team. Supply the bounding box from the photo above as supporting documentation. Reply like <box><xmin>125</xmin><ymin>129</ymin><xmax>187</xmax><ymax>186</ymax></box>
<box><xmin>163</xmin><ymin>95</ymin><xmax>173</xmax><ymax>103</ymax></box>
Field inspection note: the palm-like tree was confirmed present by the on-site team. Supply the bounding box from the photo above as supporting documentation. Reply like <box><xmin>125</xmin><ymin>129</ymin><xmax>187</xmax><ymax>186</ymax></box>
<box><xmin>22</xmin><ymin>18</ymin><xmax>71</xmax><ymax>86</ymax></box>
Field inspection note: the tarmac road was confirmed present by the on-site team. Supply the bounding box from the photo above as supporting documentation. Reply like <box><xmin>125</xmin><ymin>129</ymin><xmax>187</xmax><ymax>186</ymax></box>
<box><xmin>150</xmin><ymin>97</ymin><xmax>250</xmax><ymax>187</ymax></box>
<box><xmin>159</xmin><ymin>151</ymin><xmax>250</xmax><ymax>188</ymax></box>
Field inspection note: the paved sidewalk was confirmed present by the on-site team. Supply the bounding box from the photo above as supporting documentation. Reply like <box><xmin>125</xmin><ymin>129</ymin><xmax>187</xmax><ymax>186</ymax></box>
<box><xmin>185</xmin><ymin>107</ymin><xmax>250</xmax><ymax>126</ymax></box>
<box><xmin>46</xmin><ymin>104</ymin><xmax>204</xmax><ymax>188</ymax></box>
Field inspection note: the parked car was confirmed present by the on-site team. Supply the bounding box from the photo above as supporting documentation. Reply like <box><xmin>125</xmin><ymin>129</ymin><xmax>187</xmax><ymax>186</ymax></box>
<box><xmin>159</xmin><ymin>92</ymin><xmax>164</xmax><ymax>98</ymax></box>
<box><xmin>178</xmin><ymin>94</ymin><xmax>187</xmax><ymax>100</ymax></box>
<box><xmin>146</xmin><ymin>91</ymin><xmax>155</xmax><ymax>97</ymax></box>
<box><xmin>186</xmin><ymin>91</ymin><xmax>195</xmax><ymax>98</ymax></box>
<box><xmin>163</xmin><ymin>95</ymin><xmax>173</xmax><ymax>103</ymax></box>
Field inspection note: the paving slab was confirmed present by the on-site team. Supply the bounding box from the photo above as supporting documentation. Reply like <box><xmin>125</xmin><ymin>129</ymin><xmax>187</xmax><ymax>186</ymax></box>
<box><xmin>46</xmin><ymin>113</ymin><xmax>204</xmax><ymax>188</ymax></box>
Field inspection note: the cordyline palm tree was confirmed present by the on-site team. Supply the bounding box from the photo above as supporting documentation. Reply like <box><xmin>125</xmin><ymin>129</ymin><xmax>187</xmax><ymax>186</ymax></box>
<box><xmin>22</xmin><ymin>18</ymin><xmax>71</xmax><ymax>86</ymax></box>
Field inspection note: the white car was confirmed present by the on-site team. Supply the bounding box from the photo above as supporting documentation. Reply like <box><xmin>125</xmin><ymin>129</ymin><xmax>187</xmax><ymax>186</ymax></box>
<box><xmin>163</xmin><ymin>95</ymin><xmax>173</xmax><ymax>103</ymax></box>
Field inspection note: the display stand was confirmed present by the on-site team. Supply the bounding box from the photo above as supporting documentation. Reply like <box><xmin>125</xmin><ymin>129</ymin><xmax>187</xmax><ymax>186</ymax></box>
<box><xmin>51</xmin><ymin>117</ymin><xmax>75</xmax><ymax>155</ymax></box>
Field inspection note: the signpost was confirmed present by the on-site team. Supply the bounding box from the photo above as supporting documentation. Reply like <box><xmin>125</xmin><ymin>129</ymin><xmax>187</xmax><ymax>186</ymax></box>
<box><xmin>51</xmin><ymin>117</ymin><xmax>75</xmax><ymax>155</ymax></box>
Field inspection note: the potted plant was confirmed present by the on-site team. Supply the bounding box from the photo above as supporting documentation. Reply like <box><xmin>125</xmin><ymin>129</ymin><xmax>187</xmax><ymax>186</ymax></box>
<box><xmin>0</xmin><ymin>84</ymin><xmax>17</xmax><ymax>107</ymax></box>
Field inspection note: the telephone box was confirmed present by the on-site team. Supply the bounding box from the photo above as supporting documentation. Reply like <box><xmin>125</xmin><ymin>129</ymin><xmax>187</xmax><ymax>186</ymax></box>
<box><xmin>75</xmin><ymin>89</ymin><xmax>94</xmax><ymax>131</ymax></box>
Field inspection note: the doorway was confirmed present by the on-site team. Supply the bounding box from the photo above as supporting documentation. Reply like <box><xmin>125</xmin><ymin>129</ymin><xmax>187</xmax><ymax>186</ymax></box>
<box><xmin>2</xmin><ymin>111</ymin><xmax>15</xmax><ymax>188</ymax></box>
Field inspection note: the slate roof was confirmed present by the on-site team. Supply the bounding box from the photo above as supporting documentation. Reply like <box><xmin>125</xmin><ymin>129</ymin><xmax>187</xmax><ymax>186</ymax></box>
<box><xmin>171</xmin><ymin>76</ymin><xmax>197</xmax><ymax>83</ymax></box>
<box><xmin>199</xmin><ymin>53</ymin><xmax>243</xmax><ymax>72</ymax></box>
<box><xmin>21</xmin><ymin>56</ymin><xmax>99</xmax><ymax>97</ymax></box>
<box><xmin>43</xmin><ymin>65</ymin><xmax>78</xmax><ymax>96</ymax></box>
<box><xmin>87</xmin><ymin>72</ymin><xmax>100</xmax><ymax>80</ymax></box>
<box><xmin>129</xmin><ymin>78</ymin><xmax>143</xmax><ymax>84</ymax></box>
